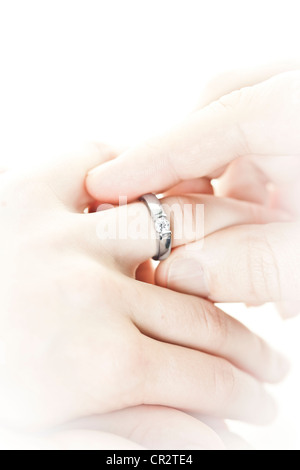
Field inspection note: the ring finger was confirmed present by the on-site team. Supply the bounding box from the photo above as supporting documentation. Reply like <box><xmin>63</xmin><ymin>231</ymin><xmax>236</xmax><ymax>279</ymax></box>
<box><xmin>83</xmin><ymin>194</ymin><xmax>290</xmax><ymax>270</ymax></box>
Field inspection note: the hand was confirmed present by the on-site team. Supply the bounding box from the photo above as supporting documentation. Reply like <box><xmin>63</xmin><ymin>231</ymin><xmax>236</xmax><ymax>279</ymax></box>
<box><xmin>0</xmin><ymin>143</ymin><xmax>287</xmax><ymax>430</ymax></box>
<box><xmin>86</xmin><ymin>63</ymin><xmax>300</xmax><ymax>315</ymax></box>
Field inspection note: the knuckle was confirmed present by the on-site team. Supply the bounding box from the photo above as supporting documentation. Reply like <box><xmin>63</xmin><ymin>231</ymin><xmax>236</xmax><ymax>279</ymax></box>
<box><xmin>0</xmin><ymin>172</ymin><xmax>55</xmax><ymax>234</ymax></box>
<box><xmin>182</xmin><ymin>297</ymin><xmax>205</xmax><ymax>336</ymax></box>
<box><xmin>198</xmin><ymin>301</ymin><xmax>229</xmax><ymax>350</ymax></box>
<box><xmin>71</xmin><ymin>322</ymin><xmax>145</xmax><ymax>410</ymax></box>
<box><xmin>153</xmin><ymin>293</ymin><xmax>197</xmax><ymax>338</ymax></box>
<box><xmin>6</xmin><ymin>173</ymin><xmax>44</xmax><ymax>204</ymax></box>
<box><xmin>213</xmin><ymin>90</ymin><xmax>251</xmax><ymax>155</ymax></box>
<box><xmin>169</xmin><ymin>297</ymin><xmax>229</xmax><ymax>353</ymax></box>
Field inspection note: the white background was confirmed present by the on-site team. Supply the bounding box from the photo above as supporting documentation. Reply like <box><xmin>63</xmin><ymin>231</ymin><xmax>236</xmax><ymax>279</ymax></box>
<box><xmin>0</xmin><ymin>0</ymin><xmax>299</xmax><ymax>449</ymax></box>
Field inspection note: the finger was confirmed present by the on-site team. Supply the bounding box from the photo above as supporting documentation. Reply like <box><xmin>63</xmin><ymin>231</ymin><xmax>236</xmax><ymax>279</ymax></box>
<box><xmin>199</xmin><ymin>63</ymin><xmax>300</xmax><ymax>209</ymax></box>
<box><xmin>45</xmin><ymin>142</ymin><xmax>119</xmax><ymax>210</ymax></box>
<box><xmin>61</xmin><ymin>406</ymin><xmax>225</xmax><ymax>450</ymax></box>
<box><xmin>277</xmin><ymin>301</ymin><xmax>300</xmax><ymax>320</ymax></box>
<box><xmin>197</xmin><ymin>60</ymin><xmax>300</xmax><ymax>108</ymax></box>
<box><xmin>143</xmin><ymin>336</ymin><xmax>277</xmax><ymax>424</ymax></box>
<box><xmin>135</xmin><ymin>260</ymin><xmax>155</xmax><ymax>284</ymax></box>
<box><xmin>86</xmin><ymin>70</ymin><xmax>300</xmax><ymax>203</ymax></box>
<box><xmin>197</xmin><ymin>62</ymin><xmax>300</xmax><ymax>208</ymax></box>
<box><xmin>270</xmin><ymin>179</ymin><xmax>300</xmax><ymax>217</ymax></box>
<box><xmin>163</xmin><ymin>177</ymin><xmax>213</xmax><ymax>197</ymax></box>
<box><xmin>157</xmin><ymin>222</ymin><xmax>300</xmax><ymax>305</ymax></box>
<box><xmin>83</xmin><ymin>194</ymin><xmax>290</xmax><ymax>269</ymax></box>
<box><xmin>217</xmin><ymin>155</ymin><xmax>300</xmax><ymax>212</ymax></box>
<box><xmin>216</xmin><ymin>157</ymin><xmax>269</xmax><ymax>204</ymax></box>
<box><xmin>85</xmin><ymin>62</ymin><xmax>300</xmax><ymax>209</ymax></box>
<box><xmin>126</xmin><ymin>280</ymin><xmax>288</xmax><ymax>384</ymax></box>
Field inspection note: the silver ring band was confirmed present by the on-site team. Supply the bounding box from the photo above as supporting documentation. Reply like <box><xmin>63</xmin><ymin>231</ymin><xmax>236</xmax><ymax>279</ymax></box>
<box><xmin>140</xmin><ymin>193</ymin><xmax>172</xmax><ymax>261</ymax></box>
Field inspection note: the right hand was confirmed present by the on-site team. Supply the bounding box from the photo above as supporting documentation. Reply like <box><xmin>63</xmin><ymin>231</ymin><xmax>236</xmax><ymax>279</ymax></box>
<box><xmin>86</xmin><ymin>63</ymin><xmax>300</xmax><ymax>315</ymax></box>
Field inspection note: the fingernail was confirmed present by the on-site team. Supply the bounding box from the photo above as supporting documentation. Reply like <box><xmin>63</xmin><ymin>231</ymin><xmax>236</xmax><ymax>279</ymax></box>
<box><xmin>167</xmin><ymin>258</ymin><xmax>210</xmax><ymax>297</ymax></box>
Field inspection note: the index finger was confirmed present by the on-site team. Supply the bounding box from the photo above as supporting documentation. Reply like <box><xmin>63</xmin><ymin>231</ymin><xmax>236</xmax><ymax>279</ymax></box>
<box><xmin>86</xmin><ymin>71</ymin><xmax>300</xmax><ymax>203</ymax></box>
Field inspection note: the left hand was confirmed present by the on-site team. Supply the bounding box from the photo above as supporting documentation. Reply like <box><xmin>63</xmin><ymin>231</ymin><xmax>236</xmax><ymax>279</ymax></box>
<box><xmin>0</xmin><ymin>143</ymin><xmax>287</xmax><ymax>431</ymax></box>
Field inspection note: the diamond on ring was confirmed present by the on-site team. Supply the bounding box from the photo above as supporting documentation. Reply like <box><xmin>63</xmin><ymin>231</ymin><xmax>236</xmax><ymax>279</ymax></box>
<box><xmin>155</xmin><ymin>216</ymin><xmax>171</xmax><ymax>237</ymax></box>
<box><xmin>140</xmin><ymin>194</ymin><xmax>172</xmax><ymax>261</ymax></box>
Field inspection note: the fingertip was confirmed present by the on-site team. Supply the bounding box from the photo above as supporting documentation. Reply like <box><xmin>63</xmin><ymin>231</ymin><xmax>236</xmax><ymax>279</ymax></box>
<box><xmin>155</xmin><ymin>259</ymin><xmax>170</xmax><ymax>288</ymax></box>
<box><xmin>86</xmin><ymin>160</ymin><xmax>124</xmax><ymax>203</ymax></box>
<box><xmin>277</xmin><ymin>301</ymin><xmax>300</xmax><ymax>319</ymax></box>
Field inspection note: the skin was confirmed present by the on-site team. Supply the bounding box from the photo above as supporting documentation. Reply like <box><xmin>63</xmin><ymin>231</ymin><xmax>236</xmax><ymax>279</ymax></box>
<box><xmin>0</xmin><ymin>143</ymin><xmax>288</xmax><ymax>434</ymax></box>
<box><xmin>86</xmin><ymin>63</ymin><xmax>300</xmax><ymax>316</ymax></box>
<box><xmin>0</xmin><ymin>406</ymin><xmax>225</xmax><ymax>450</ymax></box>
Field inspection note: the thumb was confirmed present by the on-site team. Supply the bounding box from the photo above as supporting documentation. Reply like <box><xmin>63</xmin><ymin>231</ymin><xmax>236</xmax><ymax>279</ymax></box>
<box><xmin>156</xmin><ymin>221</ymin><xmax>300</xmax><ymax>306</ymax></box>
